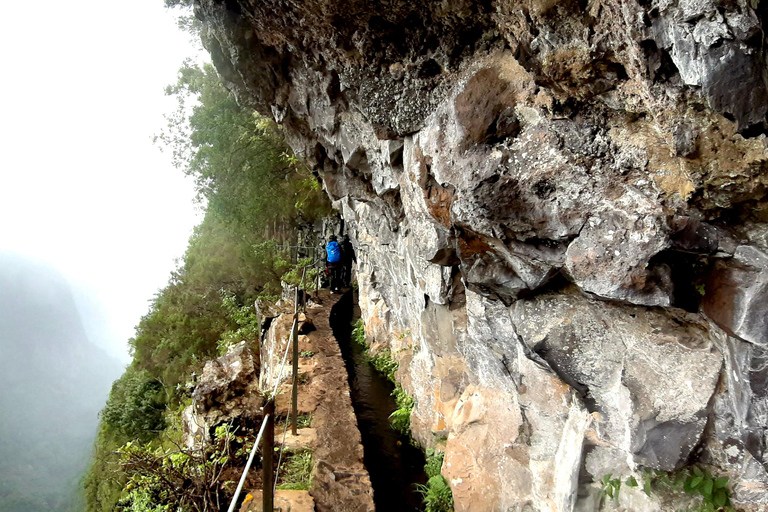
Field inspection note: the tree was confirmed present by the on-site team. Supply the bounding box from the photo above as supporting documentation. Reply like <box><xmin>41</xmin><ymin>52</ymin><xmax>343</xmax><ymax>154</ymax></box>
<box><xmin>155</xmin><ymin>61</ymin><xmax>330</xmax><ymax>236</ymax></box>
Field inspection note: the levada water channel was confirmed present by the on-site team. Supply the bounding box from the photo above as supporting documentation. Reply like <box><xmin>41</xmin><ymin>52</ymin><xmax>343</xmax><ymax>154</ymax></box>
<box><xmin>330</xmin><ymin>290</ymin><xmax>428</xmax><ymax>511</ymax></box>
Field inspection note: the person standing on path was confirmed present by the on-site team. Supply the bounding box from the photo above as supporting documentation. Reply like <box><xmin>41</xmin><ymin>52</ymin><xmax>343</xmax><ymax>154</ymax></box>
<box><xmin>325</xmin><ymin>235</ymin><xmax>342</xmax><ymax>294</ymax></box>
<box><xmin>340</xmin><ymin>234</ymin><xmax>356</xmax><ymax>288</ymax></box>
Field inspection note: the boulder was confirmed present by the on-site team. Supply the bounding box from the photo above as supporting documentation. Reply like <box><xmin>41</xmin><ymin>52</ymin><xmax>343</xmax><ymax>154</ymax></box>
<box><xmin>192</xmin><ymin>341</ymin><xmax>258</xmax><ymax>408</ymax></box>
<box><xmin>184</xmin><ymin>342</ymin><xmax>263</xmax><ymax>450</ymax></box>
<box><xmin>509</xmin><ymin>292</ymin><xmax>723</xmax><ymax>472</ymax></box>
<box><xmin>703</xmin><ymin>245</ymin><xmax>768</xmax><ymax>346</ymax></box>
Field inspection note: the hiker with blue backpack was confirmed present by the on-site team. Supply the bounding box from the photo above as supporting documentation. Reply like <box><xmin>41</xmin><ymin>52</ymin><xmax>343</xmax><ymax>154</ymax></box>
<box><xmin>325</xmin><ymin>235</ymin><xmax>343</xmax><ymax>294</ymax></box>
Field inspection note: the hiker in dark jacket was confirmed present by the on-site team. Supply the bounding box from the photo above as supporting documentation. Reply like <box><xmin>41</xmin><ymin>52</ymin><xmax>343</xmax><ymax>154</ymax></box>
<box><xmin>340</xmin><ymin>234</ymin><xmax>356</xmax><ymax>287</ymax></box>
<box><xmin>325</xmin><ymin>235</ymin><xmax>342</xmax><ymax>294</ymax></box>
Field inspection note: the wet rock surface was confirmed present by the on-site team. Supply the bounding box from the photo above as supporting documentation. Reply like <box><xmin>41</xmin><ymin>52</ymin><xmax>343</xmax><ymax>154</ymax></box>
<box><xmin>194</xmin><ymin>0</ymin><xmax>768</xmax><ymax>509</ymax></box>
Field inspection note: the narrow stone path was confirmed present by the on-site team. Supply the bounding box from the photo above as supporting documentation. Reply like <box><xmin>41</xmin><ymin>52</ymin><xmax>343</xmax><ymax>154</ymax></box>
<box><xmin>242</xmin><ymin>290</ymin><xmax>375</xmax><ymax>512</ymax></box>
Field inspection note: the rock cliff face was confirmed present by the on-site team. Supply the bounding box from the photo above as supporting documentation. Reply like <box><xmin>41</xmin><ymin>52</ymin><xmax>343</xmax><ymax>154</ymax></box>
<box><xmin>194</xmin><ymin>0</ymin><xmax>768</xmax><ymax>509</ymax></box>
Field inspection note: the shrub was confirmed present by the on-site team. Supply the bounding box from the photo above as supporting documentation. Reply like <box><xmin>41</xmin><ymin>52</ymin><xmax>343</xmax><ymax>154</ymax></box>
<box><xmin>417</xmin><ymin>450</ymin><xmax>453</xmax><ymax>512</ymax></box>
<box><xmin>389</xmin><ymin>384</ymin><xmax>414</xmax><ymax>436</ymax></box>
<box><xmin>351</xmin><ymin>319</ymin><xmax>367</xmax><ymax>350</ymax></box>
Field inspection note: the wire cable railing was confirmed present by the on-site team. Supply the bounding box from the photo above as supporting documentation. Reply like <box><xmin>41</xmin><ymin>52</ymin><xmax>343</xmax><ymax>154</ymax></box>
<box><xmin>225</xmin><ymin>413</ymin><xmax>270</xmax><ymax>512</ymax></box>
<box><xmin>226</xmin><ymin>267</ymin><xmax>308</xmax><ymax>512</ymax></box>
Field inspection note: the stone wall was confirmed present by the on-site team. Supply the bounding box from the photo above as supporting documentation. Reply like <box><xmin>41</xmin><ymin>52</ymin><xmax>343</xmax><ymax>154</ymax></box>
<box><xmin>194</xmin><ymin>0</ymin><xmax>768</xmax><ymax>509</ymax></box>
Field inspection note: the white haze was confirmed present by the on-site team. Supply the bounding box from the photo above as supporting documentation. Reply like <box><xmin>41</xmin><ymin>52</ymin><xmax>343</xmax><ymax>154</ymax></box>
<box><xmin>0</xmin><ymin>0</ymin><xmax>207</xmax><ymax>362</ymax></box>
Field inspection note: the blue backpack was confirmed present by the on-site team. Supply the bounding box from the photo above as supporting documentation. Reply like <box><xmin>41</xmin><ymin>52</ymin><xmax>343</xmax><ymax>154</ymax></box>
<box><xmin>326</xmin><ymin>241</ymin><xmax>341</xmax><ymax>263</ymax></box>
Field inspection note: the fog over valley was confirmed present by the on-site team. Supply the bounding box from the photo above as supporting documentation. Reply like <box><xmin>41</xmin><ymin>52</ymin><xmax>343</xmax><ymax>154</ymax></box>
<box><xmin>0</xmin><ymin>252</ymin><xmax>123</xmax><ymax>511</ymax></box>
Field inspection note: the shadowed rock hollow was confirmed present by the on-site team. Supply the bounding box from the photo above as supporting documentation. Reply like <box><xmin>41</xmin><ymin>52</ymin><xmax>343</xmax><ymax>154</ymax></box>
<box><xmin>193</xmin><ymin>0</ymin><xmax>768</xmax><ymax>510</ymax></box>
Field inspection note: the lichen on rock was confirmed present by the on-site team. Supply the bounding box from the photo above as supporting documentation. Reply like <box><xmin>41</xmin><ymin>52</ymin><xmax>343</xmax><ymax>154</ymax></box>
<box><xmin>193</xmin><ymin>0</ymin><xmax>768</xmax><ymax>509</ymax></box>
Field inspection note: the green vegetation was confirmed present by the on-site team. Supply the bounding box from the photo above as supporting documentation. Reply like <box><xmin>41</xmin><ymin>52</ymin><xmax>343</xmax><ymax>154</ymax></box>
<box><xmin>156</xmin><ymin>62</ymin><xmax>331</xmax><ymax>234</ymax></box>
<box><xmin>350</xmin><ymin>319</ymin><xmax>415</xmax><ymax>436</ymax></box>
<box><xmin>390</xmin><ymin>384</ymin><xmax>415</xmax><ymax>436</ymax></box>
<box><xmin>101</xmin><ymin>369</ymin><xmax>166</xmax><ymax>442</ymax></box>
<box><xmin>370</xmin><ymin>348</ymin><xmax>399</xmax><ymax>383</ymax></box>
<box><xmin>351</xmin><ymin>318</ymin><xmax>367</xmax><ymax>349</ymax></box>
<box><xmin>416</xmin><ymin>450</ymin><xmax>454</xmax><ymax>512</ymax></box>
<box><xmin>276</xmin><ymin>450</ymin><xmax>313</xmax><ymax>491</ymax></box>
<box><xmin>115</xmin><ymin>423</ymin><xmax>244</xmax><ymax>512</ymax></box>
<box><xmin>296</xmin><ymin>413</ymin><xmax>313</xmax><ymax>429</ymax></box>
<box><xmin>599</xmin><ymin>466</ymin><xmax>734</xmax><ymax>511</ymax></box>
<box><xmin>300</xmin><ymin>350</ymin><xmax>315</xmax><ymax>358</ymax></box>
<box><xmin>84</xmin><ymin>59</ymin><xmax>330</xmax><ymax>512</ymax></box>
<box><xmin>281</xmin><ymin>257</ymin><xmax>322</xmax><ymax>293</ymax></box>
<box><xmin>599</xmin><ymin>474</ymin><xmax>623</xmax><ymax>502</ymax></box>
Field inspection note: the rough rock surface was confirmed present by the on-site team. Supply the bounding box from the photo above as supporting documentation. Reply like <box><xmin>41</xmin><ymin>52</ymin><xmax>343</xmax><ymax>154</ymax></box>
<box><xmin>184</xmin><ymin>342</ymin><xmax>262</xmax><ymax>449</ymax></box>
<box><xmin>195</xmin><ymin>0</ymin><xmax>768</xmax><ymax>509</ymax></box>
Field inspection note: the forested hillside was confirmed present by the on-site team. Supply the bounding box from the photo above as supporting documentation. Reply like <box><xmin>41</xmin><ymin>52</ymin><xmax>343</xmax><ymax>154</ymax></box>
<box><xmin>84</xmin><ymin>62</ymin><xmax>331</xmax><ymax>512</ymax></box>
<box><xmin>0</xmin><ymin>253</ymin><xmax>122</xmax><ymax>512</ymax></box>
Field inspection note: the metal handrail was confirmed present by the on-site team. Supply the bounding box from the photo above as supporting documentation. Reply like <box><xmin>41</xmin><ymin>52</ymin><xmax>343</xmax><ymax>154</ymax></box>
<box><xmin>226</xmin><ymin>413</ymin><xmax>271</xmax><ymax>512</ymax></box>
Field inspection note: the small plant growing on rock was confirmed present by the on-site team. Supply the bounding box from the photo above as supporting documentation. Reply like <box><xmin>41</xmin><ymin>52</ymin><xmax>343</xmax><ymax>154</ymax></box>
<box><xmin>369</xmin><ymin>348</ymin><xmax>398</xmax><ymax>382</ymax></box>
<box><xmin>599</xmin><ymin>466</ymin><xmax>734</xmax><ymax>511</ymax></box>
<box><xmin>351</xmin><ymin>319</ymin><xmax>368</xmax><ymax>350</ymax></box>
<box><xmin>417</xmin><ymin>450</ymin><xmax>454</xmax><ymax>512</ymax></box>
<box><xmin>350</xmin><ymin>319</ymin><xmax>414</xmax><ymax>436</ymax></box>
<box><xmin>389</xmin><ymin>384</ymin><xmax>414</xmax><ymax>436</ymax></box>
<box><xmin>599</xmin><ymin>474</ymin><xmax>622</xmax><ymax>501</ymax></box>
<box><xmin>643</xmin><ymin>465</ymin><xmax>734</xmax><ymax>512</ymax></box>
<box><xmin>299</xmin><ymin>350</ymin><xmax>315</xmax><ymax>358</ymax></box>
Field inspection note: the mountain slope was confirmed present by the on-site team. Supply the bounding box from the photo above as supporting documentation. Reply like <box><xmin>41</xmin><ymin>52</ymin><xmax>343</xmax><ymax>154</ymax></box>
<box><xmin>0</xmin><ymin>252</ymin><xmax>122</xmax><ymax>512</ymax></box>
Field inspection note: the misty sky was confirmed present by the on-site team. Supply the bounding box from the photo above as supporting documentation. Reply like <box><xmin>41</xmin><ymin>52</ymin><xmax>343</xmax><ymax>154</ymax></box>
<box><xmin>0</xmin><ymin>0</ymin><xmax>207</xmax><ymax>362</ymax></box>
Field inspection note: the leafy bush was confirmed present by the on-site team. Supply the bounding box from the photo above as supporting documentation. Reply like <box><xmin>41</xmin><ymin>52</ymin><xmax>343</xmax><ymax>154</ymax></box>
<box><xmin>389</xmin><ymin>384</ymin><xmax>414</xmax><ymax>436</ymax></box>
<box><xmin>116</xmin><ymin>423</ymin><xmax>247</xmax><ymax>512</ymax></box>
<box><xmin>417</xmin><ymin>450</ymin><xmax>453</xmax><ymax>512</ymax></box>
<box><xmin>351</xmin><ymin>319</ymin><xmax>367</xmax><ymax>350</ymax></box>
<box><xmin>217</xmin><ymin>293</ymin><xmax>261</xmax><ymax>354</ymax></box>
<box><xmin>281</xmin><ymin>257</ymin><xmax>321</xmax><ymax>293</ymax></box>
<box><xmin>599</xmin><ymin>466</ymin><xmax>734</xmax><ymax>511</ymax></box>
<box><xmin>102</xmin><ymin>369</ymin><xmax>166</xmax><ymax>441</ymax></box>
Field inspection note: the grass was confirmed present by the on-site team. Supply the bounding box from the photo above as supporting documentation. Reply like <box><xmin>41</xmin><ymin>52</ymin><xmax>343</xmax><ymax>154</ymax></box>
<box><xmin>276</xmin><ymin>450</ymin><xmax>313</xmax><ymax>491</ymax></box>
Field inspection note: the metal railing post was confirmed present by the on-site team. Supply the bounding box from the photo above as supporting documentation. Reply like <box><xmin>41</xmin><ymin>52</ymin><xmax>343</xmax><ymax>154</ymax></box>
<box><xmin>291</xmin><ymin>313</ymin><xmax>299</xmax><ymax>435</ymax></box>
<box><xmin>225</xmin><ymin>414</ymin><xmax>270</xmax><ymax>512</ymax></box>
<box><xmin>262</xmin><ymin>400</ymin><xmax>275</xmax><ymax>512</ymax></box>
<box><xmin>291</xmin><ymin>269</ymin><xmax>306</xmax><ymax>434</ymax></box>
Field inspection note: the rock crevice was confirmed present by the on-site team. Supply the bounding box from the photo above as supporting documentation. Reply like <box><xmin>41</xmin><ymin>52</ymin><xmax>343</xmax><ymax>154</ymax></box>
<box><xmin>195</xmin><ymin>0</ymin><xmax>768</xmax><ymax>509</ymax></box>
